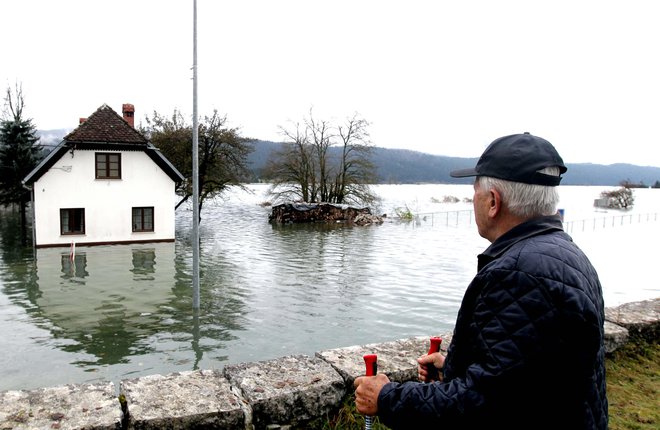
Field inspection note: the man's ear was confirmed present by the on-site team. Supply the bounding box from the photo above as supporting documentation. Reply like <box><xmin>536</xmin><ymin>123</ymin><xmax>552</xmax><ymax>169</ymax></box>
<box><xmin>488</xmin><ymin>188</ymin><xmax>502</xmax><ymax>218</ymax></box>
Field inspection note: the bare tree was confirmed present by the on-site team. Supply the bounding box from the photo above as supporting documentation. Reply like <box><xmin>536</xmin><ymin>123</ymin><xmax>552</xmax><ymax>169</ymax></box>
<box><xmin>333</xmin><ymin>113</ymin><xmax>376</xmax><ymax>205</ymax></box>
<box><xmin>265</xmin><ymin>121</ymin><xmax>316</xmax><ymax>202</ymax></box>
<box><xmin>265</xmin><ymin>110</ymin><xmax>377</xmax><ymax>206</ymax></box>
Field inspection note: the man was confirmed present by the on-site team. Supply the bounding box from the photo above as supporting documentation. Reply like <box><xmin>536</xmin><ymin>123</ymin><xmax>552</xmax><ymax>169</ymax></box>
<box><xmin>354</xmin><ymin>133</ymin><xmax>608</xmax><ymax>429</ymax></box>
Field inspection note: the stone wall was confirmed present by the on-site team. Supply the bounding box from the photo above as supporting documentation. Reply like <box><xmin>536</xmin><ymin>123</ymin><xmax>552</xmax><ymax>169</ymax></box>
<box><xmin>1</xmin><ymin>298</ymin><xmax>657</xmax><ymax>430</ymax></box>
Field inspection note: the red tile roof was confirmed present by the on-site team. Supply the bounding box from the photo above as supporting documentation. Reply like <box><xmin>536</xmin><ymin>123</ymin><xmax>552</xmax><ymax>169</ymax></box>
<box><xmin>24</xmin><ymin>103</ymin><xmax>184</xmax><ymax>185</ymax></box>
<box><xmin>64</xmin><ymin>104</ymin><xmax>147</xmax><ymax>144</ymax></box>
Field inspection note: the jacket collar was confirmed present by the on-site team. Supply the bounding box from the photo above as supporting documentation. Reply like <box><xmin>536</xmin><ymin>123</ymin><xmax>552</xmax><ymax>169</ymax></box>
<box><xmin>477</xmin><ymin>214</ymin><xmax>565</xmax><ymax>271</ymax></box>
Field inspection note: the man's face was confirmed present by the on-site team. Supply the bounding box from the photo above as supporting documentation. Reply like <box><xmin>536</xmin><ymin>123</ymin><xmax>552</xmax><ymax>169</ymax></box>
<box><xmin>472</xmin><ymin>179</ymin><xmax>492</xmax><ymax>241</ymax></box>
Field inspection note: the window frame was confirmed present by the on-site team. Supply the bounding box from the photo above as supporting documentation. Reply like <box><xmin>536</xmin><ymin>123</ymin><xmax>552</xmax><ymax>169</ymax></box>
<box><xmin>132</xmin><ymin>207</ymin><xmax>154</xmax><ymax>232</ymax></box>
<box><xmin>95</xmin><ymin>152</ymin><xmax>122</xmax><ymax>179</ymax></box>
<box><xmin>60</xmin><ymin>208</ymin><xmax>85</xmax><ymax>235</ymax></box>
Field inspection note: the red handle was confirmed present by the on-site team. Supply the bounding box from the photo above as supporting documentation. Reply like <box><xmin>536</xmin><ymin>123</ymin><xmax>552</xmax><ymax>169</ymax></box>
<box><xmin>428</xmin><ymin>337</ymin><xmax>442</xmax><ymax>355</ymax></box>
<box><xmin>425</xmin><ymin>337</ymin><xmax>442</xmax><ymax>381</ymax></box>
<box><xmin>363</xmin><ymin>354</ymin><xmax>378</xmax><ymax>376</ymax></box>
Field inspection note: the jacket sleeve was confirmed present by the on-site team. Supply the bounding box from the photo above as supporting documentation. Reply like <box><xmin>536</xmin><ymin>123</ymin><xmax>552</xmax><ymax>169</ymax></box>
<box><xmin>377</xmin><ymin>365</ymin><xmax>489</xmax><ymax>428</ymax></box>
<box><xmin>377</xmin><ymin>268</ymin><xmax>565</xmax><ymax>429</ymax></box>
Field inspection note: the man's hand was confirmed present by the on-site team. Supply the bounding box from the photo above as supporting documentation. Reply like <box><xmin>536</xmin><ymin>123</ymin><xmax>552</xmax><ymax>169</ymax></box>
<box><xmin>417</xmin><ymin>352</ymin><xmax>445</xmax><ymax>382</ymax></box>
<box><xmin>354</xmin><ymin>373</ymin><xmax>390</xmax><ymax>416</ymax></box>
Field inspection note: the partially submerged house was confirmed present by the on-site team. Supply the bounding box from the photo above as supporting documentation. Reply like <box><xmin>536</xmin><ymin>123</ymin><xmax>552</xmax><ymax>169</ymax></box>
<box><xmin>23</xmin><ymin>104</ymin><xmax>184</xmax><ymax>248</ymax></box>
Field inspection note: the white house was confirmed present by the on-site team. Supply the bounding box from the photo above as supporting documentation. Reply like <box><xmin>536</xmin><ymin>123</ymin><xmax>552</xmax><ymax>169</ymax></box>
<box><xmin>23</xmin><ymin>103</ymin><xmax>184</xmax><ymax>248</ymax></box>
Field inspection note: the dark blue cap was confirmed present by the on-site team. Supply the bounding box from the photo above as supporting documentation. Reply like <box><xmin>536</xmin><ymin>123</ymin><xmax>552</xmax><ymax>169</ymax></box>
<box><xmin>450</xmin><ymin>132</ymin><xmax>567</xmax><ymax>186</ymax></box>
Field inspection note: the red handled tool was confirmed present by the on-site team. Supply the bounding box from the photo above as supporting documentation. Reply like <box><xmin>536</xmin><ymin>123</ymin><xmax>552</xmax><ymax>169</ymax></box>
<box><xmin>363</xmin><ymin>354</ymin><xmax>378</xmax><ymax>430</ymax></box>
<box><xmin>364</xmin><ymin>354</ymin><xmax>378</xmax><ymax>377</ymax></box>
<box><xmin>426</xmin><ymin>336</ymin><xmax>442</xmax><ymax>381</ymax></box>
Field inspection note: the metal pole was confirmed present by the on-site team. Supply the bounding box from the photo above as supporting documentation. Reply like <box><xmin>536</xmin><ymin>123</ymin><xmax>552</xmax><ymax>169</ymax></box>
<box><xmin>192</xmin><ymin>0</ymin><xmax>200</xmax><ymax>310</ymax></box>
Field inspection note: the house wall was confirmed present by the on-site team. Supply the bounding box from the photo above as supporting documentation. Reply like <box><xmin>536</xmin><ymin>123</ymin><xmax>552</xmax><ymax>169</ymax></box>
<box><xmin>32</xmin><ymin>149</ymin><xmax>178</xmax><ymax>247</ymax></box>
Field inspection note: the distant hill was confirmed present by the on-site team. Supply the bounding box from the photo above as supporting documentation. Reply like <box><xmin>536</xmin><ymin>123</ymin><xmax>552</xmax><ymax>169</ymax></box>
<box><xmin>37</xmin><ymin>129</ymin><xmax>72</xmax><ymax>150</ymax></box>
<box><xmin>247</xmin><ymin>140</ymin><xmax>660</xmax><ymax>187</ymax></box>
<box><xmin>36</xmin><ymin>130</ymin><xmax>660</xmax><ymax>187</ymax></box>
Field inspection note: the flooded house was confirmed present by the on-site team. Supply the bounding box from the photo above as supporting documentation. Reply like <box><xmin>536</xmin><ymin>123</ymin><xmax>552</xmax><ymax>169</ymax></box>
<box><xmin>23</xmin><ymin>104</ymin><xmax>184</xmax><ymax>248</ymax></box>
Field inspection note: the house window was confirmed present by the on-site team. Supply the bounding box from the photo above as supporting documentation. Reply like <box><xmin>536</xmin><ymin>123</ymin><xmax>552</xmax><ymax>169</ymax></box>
<box><xmin>95</xmin><ymin>152</ymin><xmax>121</xmax><ymax>179</ymax></box>
<box><xmin>132</xmin><ymin>207</ymin><xmax>154</xmax><ymax>232</ymax></box>
<box><xmin>60</xmin><ymin>208</ymin><xmax>85</xmax><ymax>235</ymax></box>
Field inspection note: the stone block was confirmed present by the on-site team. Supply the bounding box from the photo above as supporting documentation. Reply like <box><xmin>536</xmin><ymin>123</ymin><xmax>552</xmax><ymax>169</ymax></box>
<box><xmin>603</xmin><ymin>320</ymin><xmax>629</xmax><ymax>353</ymax></box>
<box><xmin>605</xmin><ymin>298</ymin><xmax>659</xmax><ymax>341</ymax></box>
<box><xmin>120</xmin><ymin>369</ymin><xmax>245</xmax><ymax>430</ymax></box>
<box><xmin>224</xmin><ymin>354</ymin><xmax>345</xmax><ymax>430</ymax></box>
<box><xmin>0</xmin><ymin>382</ymin><xmax>120</xmax><ymax>430</ymax></box>
<box><xmin>316</xmin><ymin>333</ymin><xmax>452</xmax><ymax>384</ymax></box>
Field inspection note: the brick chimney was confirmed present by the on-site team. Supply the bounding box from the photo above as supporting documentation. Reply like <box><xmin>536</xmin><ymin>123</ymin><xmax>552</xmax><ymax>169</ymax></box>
<box><xmin>122</xmin><ymin>103</ymin><xmax>135</xmax><ymax>128</ymax></box>
<box><xmin>79</xmin><ymin>118</ymin><xmax>87</xmax><ymax>124</ymax></box>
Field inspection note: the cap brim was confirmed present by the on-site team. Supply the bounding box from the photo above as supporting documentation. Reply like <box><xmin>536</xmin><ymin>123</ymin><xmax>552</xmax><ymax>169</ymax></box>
<box><xmin>449</xmin><ymin>168</ymin><xmax>478</xmax><ymax>178</ymax></box>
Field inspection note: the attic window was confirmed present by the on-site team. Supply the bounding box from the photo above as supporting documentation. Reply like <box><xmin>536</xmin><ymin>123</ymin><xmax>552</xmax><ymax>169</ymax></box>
<box><xmin>96</xmin><ymin>152</ymin><xmax>121</xmax><ymax>179</ymax></box>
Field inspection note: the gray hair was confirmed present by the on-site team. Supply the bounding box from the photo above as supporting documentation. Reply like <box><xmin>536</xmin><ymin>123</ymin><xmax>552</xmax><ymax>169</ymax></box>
<box><xmin>476</xmin><ymin>167</ymin><xmax>561</xmax><ymax>219</ymax></box>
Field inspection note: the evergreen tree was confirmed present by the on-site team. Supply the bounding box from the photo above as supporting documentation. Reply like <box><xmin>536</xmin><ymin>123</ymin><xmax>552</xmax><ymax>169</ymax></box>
<box><xmin>0</xmin><ymin>84</ymin><xmax>43</xmax><ymax>230</ymax></box>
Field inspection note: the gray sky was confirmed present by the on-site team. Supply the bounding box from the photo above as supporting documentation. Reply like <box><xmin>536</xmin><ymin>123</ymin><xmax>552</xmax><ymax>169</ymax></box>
<box><xmin>2</xmin><ymin>0</ymin><xmax>659</xmax><ymax>166</ymax></box>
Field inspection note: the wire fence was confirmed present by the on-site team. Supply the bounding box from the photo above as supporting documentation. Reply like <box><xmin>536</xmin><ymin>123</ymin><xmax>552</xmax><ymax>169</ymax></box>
<box><xmin>399</xmin><ymin>209</ymin><xmax>660</xmax><ymax>233</ymax></box>
<box><xmin>404</xmin><ymin>209</ymin><xmax>474</xmax><ymax>228</ymax></box>
<box><xmin>563</xmin><ymin>212</ymin><xmax>659</xmax><ymax>234</ymax></box>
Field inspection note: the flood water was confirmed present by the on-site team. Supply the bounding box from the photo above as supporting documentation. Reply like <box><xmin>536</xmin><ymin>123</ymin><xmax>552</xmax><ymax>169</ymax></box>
<box><xmin>1</xmin><ymin>184</ymin><xmax>658</xmax><ymax>391</ymax></box>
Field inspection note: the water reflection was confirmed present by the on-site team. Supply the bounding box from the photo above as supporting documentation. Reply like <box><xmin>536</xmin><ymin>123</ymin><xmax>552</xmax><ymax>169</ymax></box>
<box><xmin>0</xmin><ymin>238</ymin><xmax>247</xmax><ymax>378</ymax></box>
<box><xmin>130</xmin><ymin>248</ymin><xmax>156</xmax><ymax>281</ymax></box>
<box><xmin>61</xmin><ymin>253</ymin><xmax>89</xmax><ymax>280</ymax></box>
<box><xmin>35</xmin><ymin>245</ymin><xmax>177</xmax><ymax>365</ymax></box>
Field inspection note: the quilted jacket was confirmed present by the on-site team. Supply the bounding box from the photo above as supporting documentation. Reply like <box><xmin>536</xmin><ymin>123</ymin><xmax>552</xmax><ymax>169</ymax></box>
<box><xmin>378</xmin><ymin>215</ymin><xmax>608</xmax><ymax>429</ymax></box>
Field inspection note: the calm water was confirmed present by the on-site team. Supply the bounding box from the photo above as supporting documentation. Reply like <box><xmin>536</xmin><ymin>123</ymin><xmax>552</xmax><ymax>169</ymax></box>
<box><xmin>0</xmin><ymin>184</ymin><xmax>658</xmax><ymax>391</ymax></box>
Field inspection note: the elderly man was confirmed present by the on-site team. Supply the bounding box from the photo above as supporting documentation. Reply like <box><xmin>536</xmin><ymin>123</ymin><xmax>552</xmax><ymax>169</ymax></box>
<box><xmin>354</xmin><ymin>133</ymin><xmax>608</xmax><ymax>429</ymax></box>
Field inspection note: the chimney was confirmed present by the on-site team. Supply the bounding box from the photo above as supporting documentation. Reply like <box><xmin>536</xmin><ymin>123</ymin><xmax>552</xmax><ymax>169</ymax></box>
<box><xmin>79</xmin><ymin>118</ymin><xmax>87</xmax><ymax>124</ymax></box>
<box><xmin>122</xmin><ymin>103</ymin><xmax>135</xmax><ymax>128</ymax></box>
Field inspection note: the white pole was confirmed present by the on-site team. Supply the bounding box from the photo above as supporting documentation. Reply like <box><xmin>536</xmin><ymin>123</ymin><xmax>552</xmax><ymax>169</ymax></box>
<box><xmin>192</xmin><ymin>0</ymin><xmax>200</xmax><ymax>309</ymax></box>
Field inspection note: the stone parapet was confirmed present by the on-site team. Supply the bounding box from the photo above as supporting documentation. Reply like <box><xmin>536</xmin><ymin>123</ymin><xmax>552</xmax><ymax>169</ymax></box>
<box><xmin>119</xmin><ymin>370</ymin><xmax>245</xmax><ymax>430</ymax></box>
<box><xmin>317</xmin><ymin>334</ymin><xmax>452</xmax><ymax>385</ymax></box>
<box><xmin>0</xmin><ymin>298</ymin><xmax>657</xmax><ymax>430</ymax></box>
<box><xmin>603</xmin><ymin>320</ymin><xmax>629</xmax><ymax>353</ymax></box>
<box><xmin>604</xmin><ymin>298</ymin><xmax>659</xmax><ymax>342</ymax></box>
<box><xmin>224</xmin><ymin>354</ymin><xmax>344</xmax><ymax>429</ymax></box>
<box><xmin>0</xmin><ymin>382</ymin><xmax>120</xmax><ymax>430</ymax></box>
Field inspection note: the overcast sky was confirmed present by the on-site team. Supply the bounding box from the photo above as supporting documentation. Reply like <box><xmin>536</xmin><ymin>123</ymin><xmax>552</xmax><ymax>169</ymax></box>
<box><xmin>2</xmin><ymin>0</ymin><xmax>659</xmax><ymax>166</ymax></box>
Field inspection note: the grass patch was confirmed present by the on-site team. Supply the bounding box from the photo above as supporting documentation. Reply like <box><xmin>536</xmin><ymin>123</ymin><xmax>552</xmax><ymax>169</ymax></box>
<box><xmin>606</xmin><ymin>336</ymin><xmax>659</xmax><ymax>430</ymax></box>
<box><xmin>307</xmin><ymin>395</ymin><xmax>391</xmax><ymax>430</ymax></box>
<box><xmin>319</xmin><ymin>337</ymin><xmax>659</xmax><ymax>430</ymax></box>
<box><xmin>394</xmin><ymin>205</ymin><xmax>414</xmax><ymax>221</ymax></box>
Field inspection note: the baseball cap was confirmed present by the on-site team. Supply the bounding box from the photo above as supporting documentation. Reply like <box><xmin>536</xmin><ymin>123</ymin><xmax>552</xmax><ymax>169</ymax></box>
<box><xmin>450</xmin><ymin>132</ymin><xmax>567</xmax><ymax>186</ymax></box>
